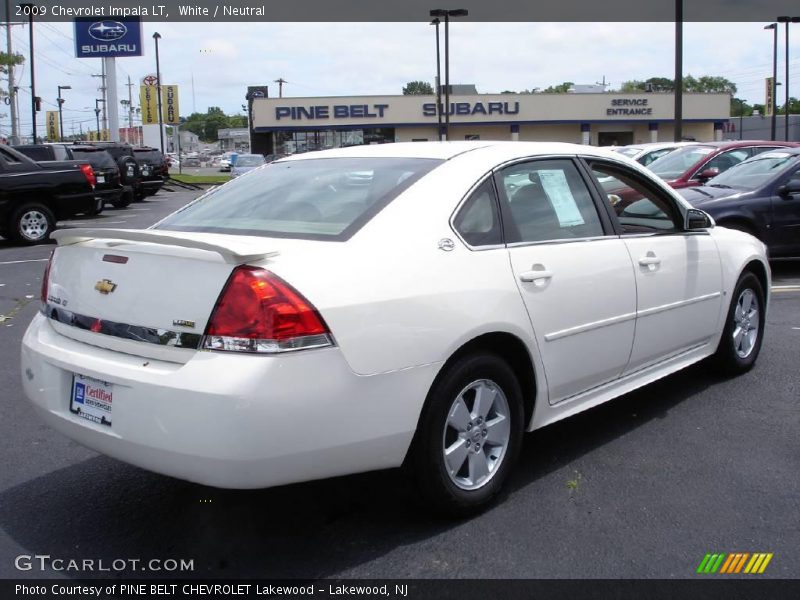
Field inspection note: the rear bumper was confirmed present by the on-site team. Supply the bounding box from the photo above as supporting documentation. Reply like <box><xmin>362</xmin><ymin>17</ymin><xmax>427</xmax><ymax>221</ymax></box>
<box><xmin>140</xmin><ymin>179</ymin><xmax>164</xmax><ymax>193</ymax></box>
<box><xmin>21</xmin><ymin>313</ymin><xmax>437</xmax><ymax>489</ymax></box>
<box><xmin>53</xmin><ymin>192</ymin><xmax>97</xmax><ymax>217</ymax></box>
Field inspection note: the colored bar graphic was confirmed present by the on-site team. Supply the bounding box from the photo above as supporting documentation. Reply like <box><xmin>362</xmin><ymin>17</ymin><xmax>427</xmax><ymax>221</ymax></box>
<box><xmin>719</xmin><ymin>554</ymin><xmax>736</xmax><ymax>573</ymax></box>
<box><xmin>758</xmin><ymin>553</ymin><xmax>773</xmax><ymax>573</ymax></box>
<box><xmin>701</xmin><ymin>552</ymin><xmax>774</xmax><ymax>575</ymax></box>
<box><xmin>733</xmin><ymin>553</ymin><xmax>750</xmax><ymax>573</ymax></box>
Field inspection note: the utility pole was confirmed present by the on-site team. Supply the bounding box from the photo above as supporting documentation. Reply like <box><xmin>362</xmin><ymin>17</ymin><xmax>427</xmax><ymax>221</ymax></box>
<box><xmin>595</xmin><ymin>75</ymin><xmax>609</xmax><ymax>90</ymax></box>
<box><xmin>274</xmin><ymin>78</ymin><xmax>287</xmax><ymax>98</ymax></box>
<box><xmin>4</xmin><ymin>0</ymin><xmax>21</xmax><ymax>144</ymax></box>
<box><xmin>92</xmin><ymin>68</ymin><xmax>107</xmax><ymax>139</ymax></box>
<box><xmin>126</xmin><ymin>74</ymin><xmax>134</xmax><ymax>130</ymax></box>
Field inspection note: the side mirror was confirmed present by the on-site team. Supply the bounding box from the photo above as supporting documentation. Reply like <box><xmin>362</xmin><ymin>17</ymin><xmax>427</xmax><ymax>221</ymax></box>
<box><xmin>685</xmin><ymin>208</ymin><xmax>714</xmax><ymax>231</ymax></box>
<box><xmin>777</xmin><ymin>180</ymin><xmax>800</xmax><ymax>198</ymax></box>
<box><xmin>696</xmin><ymin>167</ymin><xmax>720</xmax><ymax>181</ymax></box>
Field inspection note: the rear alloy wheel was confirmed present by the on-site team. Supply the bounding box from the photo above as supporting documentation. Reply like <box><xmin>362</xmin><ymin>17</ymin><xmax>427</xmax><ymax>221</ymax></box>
<box><xmin>10</xmin><ymin>203</ymin><xmax>55</xmax><ymax>244</ymax></box>
<box><xmin>409</xmin><ymin>353</ymin><xmax>523</xmax><ymax>516</ymax></box>
<box><xmin>710</xmin><ymin>272</ymin><xmax>765</xmax><ymax>374</ymax></box>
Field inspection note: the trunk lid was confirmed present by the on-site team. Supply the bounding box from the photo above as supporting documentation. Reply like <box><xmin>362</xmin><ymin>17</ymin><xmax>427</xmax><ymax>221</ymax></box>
<box><xmin>45</xmin><ymin>229</ymin><xmax>279</xmax><ymax>362</ymax></box>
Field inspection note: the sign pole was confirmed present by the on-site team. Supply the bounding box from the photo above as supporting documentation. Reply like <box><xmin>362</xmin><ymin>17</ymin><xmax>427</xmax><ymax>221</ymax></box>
<box><xmin>104</xmin><ymin>57</ymin><xmax>120</xmax><ymax>141</ymax></box>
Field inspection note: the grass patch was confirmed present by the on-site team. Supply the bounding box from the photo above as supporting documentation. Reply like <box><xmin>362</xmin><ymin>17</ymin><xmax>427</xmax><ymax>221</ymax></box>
<box><xmin>168</xmin><ymin>174</ymin><xmax>231</xmax><ymax>184</ymax></box>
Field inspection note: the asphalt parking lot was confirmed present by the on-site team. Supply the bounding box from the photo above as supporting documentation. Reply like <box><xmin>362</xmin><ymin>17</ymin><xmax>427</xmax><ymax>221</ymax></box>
<box><xmin>0</xmin><ymin>190</ymin><xmax>798</xmax><ymax>580</ymax></box>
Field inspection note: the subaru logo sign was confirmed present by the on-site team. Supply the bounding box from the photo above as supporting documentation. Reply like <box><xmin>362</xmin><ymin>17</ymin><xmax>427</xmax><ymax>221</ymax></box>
<box><xmin>74</xmin><ymin>17</ymin><xmax>142</xmax><ymax>58</ymax></box>
<box><xmin>88</xmin><ymin>21</ymin><xmax>128</xmax><ymax>41</ymax></box>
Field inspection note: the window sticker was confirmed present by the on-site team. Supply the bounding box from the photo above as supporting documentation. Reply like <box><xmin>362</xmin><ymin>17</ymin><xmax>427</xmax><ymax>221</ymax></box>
<box><xmin>537</xmin><ymin>169</ymin><xmax>585</xmax><ymax>226</ymax></box>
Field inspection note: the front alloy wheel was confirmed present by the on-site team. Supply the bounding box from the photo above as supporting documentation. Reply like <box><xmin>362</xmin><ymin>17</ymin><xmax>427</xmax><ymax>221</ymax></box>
<box><xmin>732</xmin><ymin>288</ymin><xmax>760</xmax><ymax>359</ymax></box>
<box><xmin>710</xmin><ymin>271</ymin><xmax>765</xmax><ymax>374</ymax></box>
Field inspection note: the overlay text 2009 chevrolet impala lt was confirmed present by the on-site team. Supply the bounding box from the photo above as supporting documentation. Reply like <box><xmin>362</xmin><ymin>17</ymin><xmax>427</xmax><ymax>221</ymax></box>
<box><xmin>21</xmin><ymin>142</ymin><xmax>769</xmax><ymax>515</ymax></box>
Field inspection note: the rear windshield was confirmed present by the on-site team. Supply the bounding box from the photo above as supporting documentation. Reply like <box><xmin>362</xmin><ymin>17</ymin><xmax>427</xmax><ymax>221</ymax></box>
<box><xmin>155</xmin><ymin>157</ymin><xmax>442</xmax><ymax>241</ymax></box>
<box><xmin>72</xmin><ymin>149</ymin><xmax>117</xmax><ymax>169</ymax></box>
<box><xmin>133</xmin><ymin>149</ymin><xmax>162</xmax><ymax>162</ymax></box>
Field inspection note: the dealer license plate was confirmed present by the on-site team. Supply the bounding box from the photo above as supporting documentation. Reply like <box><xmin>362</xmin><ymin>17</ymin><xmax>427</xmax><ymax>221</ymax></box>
<box><xmin>70</xmin><ymin>374</ymin><xmax>113</xmax><ymax>427</ymax></box>
<box><xmin>142</xmin><ymin>168</ymin><xmax>150</xmax><ymax>176</ymax></box>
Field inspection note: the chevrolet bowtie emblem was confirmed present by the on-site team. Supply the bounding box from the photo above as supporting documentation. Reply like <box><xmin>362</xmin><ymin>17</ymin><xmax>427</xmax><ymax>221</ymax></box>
<box><xmin>94</xmin><ymin>279</ymin><xmax>117</xmax><ymax>295</ymax></box>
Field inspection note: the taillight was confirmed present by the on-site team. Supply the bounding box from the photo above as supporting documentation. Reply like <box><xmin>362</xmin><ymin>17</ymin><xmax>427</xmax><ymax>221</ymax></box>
<box><xmin>79</xmin><ymin>163</ymin><xmax>96</xmax><ymax>188</ymax></box>
<box><xmin>40</xmin><ymin>250</ymin><xmax>54</xmax><ymax>307</ymax></box>
<box><xmin>203</xmin><ymin>266</ymin><xmax>332</xmax><ymax>353</ymax></box>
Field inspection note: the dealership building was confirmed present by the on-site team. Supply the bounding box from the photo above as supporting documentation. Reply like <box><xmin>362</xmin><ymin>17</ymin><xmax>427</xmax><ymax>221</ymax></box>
<box><xmin>249</xmin><ymin>92</ymin><xmax>731</xmax><ymax>154</ymax></box>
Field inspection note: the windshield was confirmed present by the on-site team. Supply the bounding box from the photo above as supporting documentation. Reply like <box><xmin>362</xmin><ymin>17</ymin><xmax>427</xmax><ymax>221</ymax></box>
<box><xmin>155</xmin><ymin>157</ymin><xmax>443</xmax><ymax>241</ymax></box>
<box><xmin>707</xmin><ymin>152</ymin><xmax>800</xmax><ymax>191</ymax></box>
<box><xmin>235</xmin><ymin>155</ymin><xmax>266</xmax><ymax>167</ymax></box>
<box><xmin>648</xmin><ymin>146</ymin><xmax>715</xmax><ymax>179</ymax></box>
<box><xmin>615</xmin><ymin>147</ymin><xmax>642</xmax><ymax>158</ymax></box>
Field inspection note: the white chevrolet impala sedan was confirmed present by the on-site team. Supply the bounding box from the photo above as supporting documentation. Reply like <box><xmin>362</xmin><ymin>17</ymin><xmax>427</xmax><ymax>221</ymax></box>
<box><xmin>22</xmin><ymin>142</ymin><xmax>769</xmax><ymax>514</ymax></box>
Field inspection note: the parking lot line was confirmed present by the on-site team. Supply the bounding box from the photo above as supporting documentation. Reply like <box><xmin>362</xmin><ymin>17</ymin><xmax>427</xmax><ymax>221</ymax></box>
<box><xmin>0</xmin><ymin>258</ymin><xmax>49</xmax><ymax>266</ymax></box>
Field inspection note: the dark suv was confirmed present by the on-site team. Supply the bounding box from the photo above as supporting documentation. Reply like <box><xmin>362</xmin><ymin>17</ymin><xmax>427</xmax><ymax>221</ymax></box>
<box><xmin>132</xmin><ymin>147</ymin><xmax>167</xmax><ymax>197</ymax></box>
<box><xmin>13</xmin><ymin>143</ymin><xmax>124</xmax><ymax>211</ymax></box>
<box><xmin>84</xmin><ymin>142</ymin><xmax>142</xmax><ymax>205</ymax></box>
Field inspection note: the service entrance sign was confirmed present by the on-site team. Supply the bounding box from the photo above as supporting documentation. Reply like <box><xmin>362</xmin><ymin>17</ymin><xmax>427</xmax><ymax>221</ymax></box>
<box><xmin>74</xmin><ymin>18</ymin><xmax>143</xmax><ymax>58</ymax></box>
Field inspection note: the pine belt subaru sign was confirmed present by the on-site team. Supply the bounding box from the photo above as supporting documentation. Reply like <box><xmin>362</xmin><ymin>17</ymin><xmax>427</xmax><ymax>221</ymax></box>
<box><xmin>74</xmin><ymin>17</ymin><xmax>143</xmax><ymax>58</ymax></box>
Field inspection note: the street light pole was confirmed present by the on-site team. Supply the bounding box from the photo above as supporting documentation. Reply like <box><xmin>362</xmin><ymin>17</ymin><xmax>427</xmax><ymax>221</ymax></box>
<box><xmin>57</xmin><ymin>85</ymin><xmax>71</xmax><ymax>141</ymax></box>
<box><xmin>430</xmin><ymin>18</ymin><xmax>443</xmax><ymax>141</ymax></box>
<box><xmin>153</xmin><ymin>32</ymin><xmax>165</xmax><ymax>155</ymax></box>
<box><xmin>674</xmin><ymin>0</ymin><xmax>683</xmax><ymax>142</ymax></box>
<box><xmin>777</xmin><ymin>17</ymin><xmax>800</xmax><ymax>141</ymax></box>
<box><xmin>765</xmin><ymin>22</ymin><xmax>778</xmax><ymax>140</ymax></box>
<box><xmin>429</xmin><ymin>8</ymin><xmax>468</xmax><ymax>141</ymax></box>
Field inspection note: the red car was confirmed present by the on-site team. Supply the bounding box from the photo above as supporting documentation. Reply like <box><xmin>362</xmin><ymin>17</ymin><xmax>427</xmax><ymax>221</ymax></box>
<box><xmin>646</xmin><ymin>140</ymin><xmax>800</xmax><ymax>189</ymax></box>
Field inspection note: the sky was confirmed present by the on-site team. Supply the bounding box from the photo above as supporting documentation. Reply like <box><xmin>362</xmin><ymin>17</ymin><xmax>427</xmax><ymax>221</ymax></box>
<box><xmin>3</xmin><ymin>21</ymin><xmax>800</xmax><ymax>138</ymax></box>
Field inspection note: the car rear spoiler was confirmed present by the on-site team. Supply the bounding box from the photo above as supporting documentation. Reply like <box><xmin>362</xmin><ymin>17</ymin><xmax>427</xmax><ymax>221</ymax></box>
<box><xmin>51</xmin><ymin>228</ymin><xmax>279</xmax><ymax>265</ymax></box>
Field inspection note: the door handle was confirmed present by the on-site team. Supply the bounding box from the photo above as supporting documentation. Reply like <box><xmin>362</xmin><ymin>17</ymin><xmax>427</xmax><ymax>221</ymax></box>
<box><xmin>638</xmin><ymin>251</ymin><xmax>661</xmax><ymax>269</ymax></box>
<box><xmin>519</xmin><ymin>267</ymin><xmax>554</xmax><ymax>283</ymax></box>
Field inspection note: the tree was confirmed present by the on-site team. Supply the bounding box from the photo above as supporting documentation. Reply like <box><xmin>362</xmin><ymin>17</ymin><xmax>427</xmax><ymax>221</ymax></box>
<box><xmin>182</xmin><ymin>106</ymin><xmax>241</xmax><ymax>142</ymax></box>
<box><xmin>0</xmin><ymin>51</ymin><xmax>24</xmax><ymax>100</ymax></box>
<box><xmin>403</xmin><ymin>81</ymin><xmax>434</xmax><ymax>95</ymax></box>
<box><xmin>542</xmin><ymin>81</ymin><xmax>574</xmax><ymax>93</ymax></box>
<box><xmin>617</xmin><ymin>75</ymin><xmax>736</xmax><ymax>94</ymax></box>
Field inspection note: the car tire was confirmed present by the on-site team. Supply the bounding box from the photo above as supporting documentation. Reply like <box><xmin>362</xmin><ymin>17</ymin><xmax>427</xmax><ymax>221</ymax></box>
<box><xmin>87</xmin><ymin>197</ymin><xmax>104</xmax><ymax>216</ymax></box>
<box><xmin>407</xmin><ymin>352</ymin><xmax>524</xmax><ymax>517</ymax></box>
<box><xmin>112</xmin><ymin>190</ymin><xmax>133</xmax><ymax>209</ymax></box>
<box><xmin>709</xmin><ymin>271</ymin><xmax>765</xmax><ymax>375</ymax></box>
<box><xmin>8</xmin><ymin>203</ymin><xmax>56</xmax><ymax>245</ymax></box>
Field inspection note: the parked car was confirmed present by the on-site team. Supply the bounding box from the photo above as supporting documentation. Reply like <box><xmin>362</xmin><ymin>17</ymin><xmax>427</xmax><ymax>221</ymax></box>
<box><xmin>0</xmin><ymin>144</ymin><xmax>96</xmax><ymax>243</ymax></box>
<box><xmin>132</xmin><ymin>147</ymin><xmax>167</xmax><ymax>197</ymax></box>
<box><xmin>23</xmin><ymin>142</ymin><xmax>769</xmax><ymax>515</ymax></box>
<box><xmin>86</xmin><ymin>142</ymin><xmax>142</xmax><ymax>205</ymax></box>
<box><xmin>230</xmin><ymin>153</ymin><xmax>267</xmax><ymax>178</ymax></box>
<box><xmin>14</xmin><ymin>143</ymin><xmax>123</xmax><ymax>212</ymax></box>
<box><xmin>646</xmin><ymin>140</ymin><xmax>799</xmax><ymax>189</ymax></box>
<box><xmin>679</xmin><ymin>147</ymin><xmax>800</xmax><ymax>257</ymax></box>
<box><xmin>182</xmin><ymin>155</ymin><xmax>202</xmax><ymax>168</ymax></box>
<box><xmin>612</xmin><ymin>141</ymin><xmax>699</xmax><ymax>166</ymax></box>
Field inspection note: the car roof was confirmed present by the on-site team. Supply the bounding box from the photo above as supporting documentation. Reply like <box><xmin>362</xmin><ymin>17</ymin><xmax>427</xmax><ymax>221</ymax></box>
<box><xmin>700</xmin><ymin>140</ymin><xmax>800</xmax><ymax>149</ymax></box>
<box><xmin>280</xmin><ymin>141</ymin><xmax>627</xmax><ymax>162</ymax></box>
